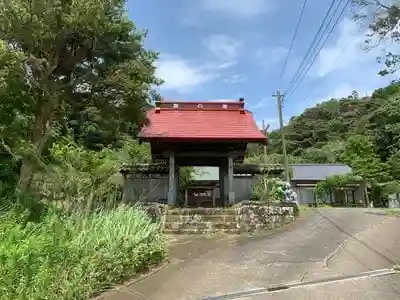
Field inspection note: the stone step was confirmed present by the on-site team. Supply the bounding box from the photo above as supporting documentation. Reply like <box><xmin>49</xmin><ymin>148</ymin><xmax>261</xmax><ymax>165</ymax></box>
<box><xmin>164</xmin><ymin>221</ymin><xmax>238</xmax><ymax>230</ymax></box>
<box><xmin>163</xmin><ymin>228</ymin><xmax>240</xmax><ymax>234</ymax></box>
<box><xmin>164</xmin><ymin>214</ymin><xmax>237</xmax><ymax>223</ymax></box>
<box><xmin>166</xmin><ymin>208</ymin><xmax>236</xmax><ymax>216</ymax></box>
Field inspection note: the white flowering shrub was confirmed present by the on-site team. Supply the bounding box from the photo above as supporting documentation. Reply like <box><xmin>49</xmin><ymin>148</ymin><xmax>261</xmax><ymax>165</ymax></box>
<box><xmin>252</xmin><ymin>177</ymin><xmax>297</xmax><ymax>203</ymax></box>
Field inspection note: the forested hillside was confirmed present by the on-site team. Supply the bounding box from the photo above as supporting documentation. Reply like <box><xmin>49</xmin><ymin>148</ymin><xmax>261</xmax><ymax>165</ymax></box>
<box><xmin>248</xmin><ymin>81</ymin><xmax>400</xmax><ymax>205</ymax></box>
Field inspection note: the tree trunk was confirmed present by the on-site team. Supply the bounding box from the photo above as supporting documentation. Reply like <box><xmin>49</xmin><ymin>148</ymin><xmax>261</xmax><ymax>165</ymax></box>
<box><xmin>17</xmin><ymin>98</ymin><xmax>57</xmax><ymax>192</ymax></box>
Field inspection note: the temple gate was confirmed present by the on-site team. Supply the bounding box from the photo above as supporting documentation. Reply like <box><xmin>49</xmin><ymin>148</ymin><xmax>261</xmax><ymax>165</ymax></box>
<box><xmin>122</xmin><ymin>98</ymin><xmax>282</xmax><ymax>206</ymax></box>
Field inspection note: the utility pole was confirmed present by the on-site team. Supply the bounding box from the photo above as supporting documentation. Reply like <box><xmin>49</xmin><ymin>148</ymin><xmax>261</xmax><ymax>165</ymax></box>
<box><xmin>262</xmin><ymin>120</ymin><xmax>268</xmax><ymax>190</ymax></box>
<box><xmin>262</xmin><ymin>120</ymin><xmax>268</xmax><ymax>165</ymax></box>
<box><xmin>273</xmin><ymin>90</ymin><xmax>290</xmax><ymax>182</ymax></box>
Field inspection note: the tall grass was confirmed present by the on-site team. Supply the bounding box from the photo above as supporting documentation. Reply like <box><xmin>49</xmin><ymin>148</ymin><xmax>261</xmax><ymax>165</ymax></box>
<box><xmin>0</xmin><ymin>202</ymin><xmax>165</xmax><ymax>300</ymax></box>
<box><xmin>0</xmin><ymin>138</ymin><xmax>166</xmax><ymax>299</ymax></box>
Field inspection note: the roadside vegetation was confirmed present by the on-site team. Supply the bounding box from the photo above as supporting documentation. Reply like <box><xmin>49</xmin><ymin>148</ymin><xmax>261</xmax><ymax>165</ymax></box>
<box><xmin>388</xmin><ymin>208</ymin><xmax>400</xmax><ymax>217</ymax></box>
<box><xmin>0</xmin><ymin>200</ymin><xmax>164</xmax><ymax>300</ymax></box>
<box><xmin>0</xmin><ymin>0</ymin><xmax>167</xmax><ymax>298</ymax></box>
<box><xmin>0</xmin><ymin>137</ymin><xmax>166</xmax><ymax>300</ymax></box>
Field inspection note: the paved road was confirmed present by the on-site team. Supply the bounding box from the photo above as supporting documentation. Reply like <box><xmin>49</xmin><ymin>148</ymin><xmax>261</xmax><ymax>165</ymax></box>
<box><xmin>100</xmin><ymin>208</ymin><xmax>400</xmax><ymax>300</ymax></box>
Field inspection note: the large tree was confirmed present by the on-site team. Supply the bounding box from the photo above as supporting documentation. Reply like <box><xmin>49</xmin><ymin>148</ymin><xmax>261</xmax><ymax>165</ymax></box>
<box><xmin>0</xmin><ymin>0</ymin><xmax>161</xmax><ymax>190</ymax></box>
<box><xmin>352</xmin><ymin>0</ymin><xmax>400</xmax><ymax>75</ymax></box>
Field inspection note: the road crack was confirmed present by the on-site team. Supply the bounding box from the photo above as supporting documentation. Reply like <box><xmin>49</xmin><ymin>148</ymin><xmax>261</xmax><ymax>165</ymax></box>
<box><xmin>323</xmin><ymin>242</ymin><xmax>343</xmax><ymax>268</ymax></box>
<box><xmin>198</xmin><ymin>268</ymin><xmax>398</xmax><ymax>300</ymax></box>
<box><xmin>300</xmin><ymin>267</ymin><xmax>309</xmax><ymax>282</ymax></box>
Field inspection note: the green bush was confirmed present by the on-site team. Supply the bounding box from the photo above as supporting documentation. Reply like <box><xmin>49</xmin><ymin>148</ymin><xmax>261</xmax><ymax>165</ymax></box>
<box><xmin>251</xmin><ymin>176</ymin><xmax>296</xmax><ymax>202</ymax></box>
<box><xmin>0</xmin><ymin>203</ymin><xmax>165</xmax><ymax>300</ymax></box>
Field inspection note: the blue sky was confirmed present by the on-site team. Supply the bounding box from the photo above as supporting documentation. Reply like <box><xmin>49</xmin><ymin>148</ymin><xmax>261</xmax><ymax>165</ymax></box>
<box><xmin>127</xmin><ymin>0</ymin><xmax>398</xmax><ymax>129</ymax></box>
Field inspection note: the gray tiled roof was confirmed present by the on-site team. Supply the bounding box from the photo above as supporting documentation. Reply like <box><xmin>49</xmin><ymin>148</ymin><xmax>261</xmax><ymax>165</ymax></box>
<box><xmin>290</xmin><ymin>164</ymin><xmax>353</xmax><ymax>181</ymax></box>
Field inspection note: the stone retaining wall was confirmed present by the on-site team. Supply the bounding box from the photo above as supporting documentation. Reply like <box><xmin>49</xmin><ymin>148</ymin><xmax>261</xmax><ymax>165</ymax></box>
<box><xmin>137</xmin><ymin>201</ymin><xmax>298</xmax><ymax>234</ymax></box>
<box><xmin>234</xmin><ymin>201</ymin><xmax>297</xmax><ymax>232</ymax></box>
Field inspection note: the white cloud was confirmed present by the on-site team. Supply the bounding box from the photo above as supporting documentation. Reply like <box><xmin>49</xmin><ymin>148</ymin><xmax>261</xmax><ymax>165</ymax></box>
<box><xmin>201</xmin><ymin>0</ymin><xmax>273</xmax><ymax>18</ymax></box>
<box><xmin>314</xmin><ymin>19</ymin><xmax>373</xmax><ymax>77</ymax></box>
<box><xmin>215</xmin><ymin>60</ymin><xmax>238</xmax><ymax>69</ymax></box>
<box><xmin>292</xmin><ymin>17</ymin><xmax>400</xmax><ymax>113</ymax></box>
<box><xmin>156</xmin><ymin>55</ymin><xmax>236</xmax><ymax>93</ymax></box>
<box><xmin>202</xmin><ymin>35</ymin><xmax>245</xmax><ymax>85</ymax></box>
<box><xmin>156</xmin><ymin>57</ymin><xmax>212</xmax><ymax>93</ymax></box>
<box><xmin>313</xmin><ymin>17</ymin><xmax>400</xmax><ymax>78</ymax></box>
<box><xmin>311</xmin><ymin>83</ymin><xmax>357</xmax><ymax>104</ymax></box>
<box><xmin>223</xmin><ymin>74</ymin><xmax>247</xmax><ymax>84</ymax></box>
<box><xmin>254</xmin><ymin>46</ymin><xmax>288</xmax><ymax>67</ymax></box>
<box><xmin>250</xmin><ymin>97</ymin><xmax>270</xmax><ymax>109</ymax></box>
<box><xmin>316</xmin><ymin>83</ymin><xmax>377</xmax><ymax>103</ymax></box>
<box><xmin>203</xmin><ymin>34</ymin><xmax>242</xmax><ymax>60</ymax></box>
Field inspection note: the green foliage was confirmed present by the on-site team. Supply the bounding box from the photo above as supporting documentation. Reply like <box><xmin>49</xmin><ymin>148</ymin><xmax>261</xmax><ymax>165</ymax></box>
<box><xmin>252</xmin><ymin>177</ymin><xmax>295</xmax><ymax>203</ymax></box>
<box><xmin>388</xmin><ymin>209</ymin><xmax>400</xmax><ymax>217</ymax></box>
<box><xmin>246</xmin><ymin>152</ymin><xmax>305</xmax><ymax>164</ymax></box>
<box><xmin>352</xmin><ymin>1</ymin><xmax>400</xmax><ymax>75</ymax></box>
<box><xmin>258</xmin><ymin>81</ymin><xmax>400</xmax><ymax>205</ymax></box>
<box><xmin>340</xmin><ymin>135</ymin><xmax>392</xmax><ymax>184</ymax></box>
<box><xmin>0</xmin><ymin>202</ymin><xmax>165</xmax><ymax>300</ymax></box>
<box><xmin>315</xmin><ymin>174</ymin><xmax>360</xmax><ymax>198</ymax></box>
<box><xmin>179</xmin><ymin>167</ymin><xmax>196</xmax><ymax>192</ymax></box>
<box><xmin>0</xmin><ymin>0</ymin><xmax>161</xmax><ymax>189</ymax></box>
<box><xmin>0</xmin><ymin>40</ymin><xmax>35</xmax><ymax>188</ymax></box>
<box><xmin>0</xmin><ymin>129</ymin><xmax>161</xmax><ymax>298</ymax></box>
<box><xmin>31</xmin><ymin>136</ymin><xmax>151</xmax><ymax>211</ymax></box>
<box><xmin>0</xmin><ymin>1</ymin><xmax>168</xmax><ymax>298</ymax></box>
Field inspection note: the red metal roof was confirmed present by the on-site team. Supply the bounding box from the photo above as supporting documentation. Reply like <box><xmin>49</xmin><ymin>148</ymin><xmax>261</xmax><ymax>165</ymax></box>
<box><xmin>138</xmin><ymin>100</ymin><xmax>267</xmax><ymax>144</ymax></box>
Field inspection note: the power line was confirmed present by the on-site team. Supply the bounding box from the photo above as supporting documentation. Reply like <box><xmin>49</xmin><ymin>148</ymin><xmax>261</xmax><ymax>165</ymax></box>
<box><xmin>286</xmin><ymin>0</ymin><xmax>346</xmax><ymax>96</ymax></box>
<box><xmin>300</xmin><ymin>33</ymin><xmax>357</xmax><ymax>103</ymax></box>
<box><xmin>300</xmin><ymin>6</ymin><xmax>380</xmax><ymax>103</ymax></box>
<box><xmin>286</xmin><ymin>0</ymin><xmax>351</xmax><ymax>99</ymax></box>
<box><xmin>279</xmin><ymin>0</ymin><xmax>309</xmax><ymax>82</ymax></box>
<box><xmin>284</xmin><ymin>0</ymin><xmax>340</xmax><ymax>95</ymax></box>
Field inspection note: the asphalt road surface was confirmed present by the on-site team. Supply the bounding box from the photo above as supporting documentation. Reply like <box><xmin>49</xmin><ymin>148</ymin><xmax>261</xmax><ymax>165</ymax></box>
<box><xmin>100</xmin><ymin>208</ymin><xmax>400</xmax><ymax>300</ymax></box>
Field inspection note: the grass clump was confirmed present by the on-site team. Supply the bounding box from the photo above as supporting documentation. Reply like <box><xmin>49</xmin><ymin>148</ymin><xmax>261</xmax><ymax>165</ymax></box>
<box><xmin>0</xmin><ymin>202</ymin><xmax>165</xmax><ymax>300</ymax></box>
<box><xmin>387</xmin><ymin>208</ymin><xmax>400</xmax><ymax>217</ymax></box>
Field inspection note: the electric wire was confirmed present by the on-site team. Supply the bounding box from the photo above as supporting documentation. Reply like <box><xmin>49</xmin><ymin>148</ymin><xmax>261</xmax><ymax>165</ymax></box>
<box><xmin>286</xmin><ymin>0</ymin><xmax>351</xmax><ymax>100</ymax></box>
<box><xmin>279</xmin><ymin>0</ymin><xmax>309</xmax><ymax>83</ymax></box>
<box><xmin>284</xmin><ymin>0</ymin><xmax>340</xmax><ymax>95</ymax></box>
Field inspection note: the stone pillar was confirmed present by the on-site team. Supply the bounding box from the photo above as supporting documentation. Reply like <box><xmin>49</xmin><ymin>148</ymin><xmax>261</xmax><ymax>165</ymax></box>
<box><xmin>212</xmin><ymin>186</ymin><xmax>216</xmax><ymax>207</ymax></box>
<box><xmin>184</xmin><ymin>188</ymin><xmax>188</xmax><ymax>207</ymax></box>
<box><xmin>219</xmin><ymin>157</ymin><xmax>235</xmax><ymax>205</ymax></box>
<box><xmin>219</xmin><ymin>162</ymin><xmax>226</xmax><ymax>205</ymax></box>
<box><xmin>175</xmin><ymin>165</ymin><xmax>180</xmax><ymax>205</ymax></box>
<box><xmin>167</xmin><ymin>153</ymin><xmax>176</xmax><ymax>206</ymax></box>
<box><xmin>227</xmin><ymin>156</ymin><xmax>235</xmax><ymax>204</ymax></box>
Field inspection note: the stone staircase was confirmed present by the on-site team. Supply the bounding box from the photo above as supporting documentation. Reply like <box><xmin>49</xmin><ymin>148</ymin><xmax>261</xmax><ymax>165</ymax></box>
<box><xmin>163</xmin><ymin>208</ymin><xmax>239</xmax><ymax>234</ymax></box>
<box><xmin>139</xmin><ymin>201</ymin><xmax>297</xmax><ymax>235</ymax></box>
